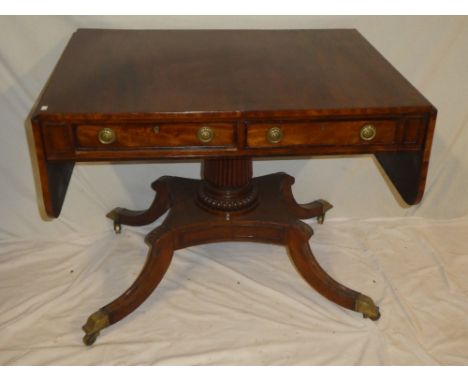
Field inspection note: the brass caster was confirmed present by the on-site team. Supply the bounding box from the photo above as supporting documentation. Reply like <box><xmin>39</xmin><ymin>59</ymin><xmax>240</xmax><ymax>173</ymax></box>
<box><xmin>113</xmin><ymin>221</ymin><xmax>122</xmax><ymax>234</ymax></box>
<box><xmin>363</xmin><ymin>309</ymin><xmax>381</xmax><ymax>321</ymax></box>
<box><xmin>355</xmin><ymin>293</ymin><xmax>381</xmax><ymax>321</ymax></box>
<box><xmin>83</xmin><ymin>332</ymin><xmax>99</xmax><ymax>346</ymax></box>
<box><xmin>82</xmin><ymin>309</ymin><xmax>110</xmax><ymax>346</ymax></box>
<box><xmin>317</xmin><ymin>199</ymin><xmax>333</xmax><ymax>224</ymax></box>
<box><xmin>106</xmin><ymin>209</ymin><xmax>122</xmax><ymax>233</ymax></box>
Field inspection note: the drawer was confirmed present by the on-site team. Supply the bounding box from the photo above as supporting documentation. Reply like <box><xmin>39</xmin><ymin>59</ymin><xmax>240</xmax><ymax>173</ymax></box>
<box><xmin>75</xmin><ymin>122</ymin><xmax>235</xmax><ymax>149</ymax></box>
<box><xmin>246</xmin><ymin>119</ymin><xmax>400</xmax><ymax>148</ymax></box>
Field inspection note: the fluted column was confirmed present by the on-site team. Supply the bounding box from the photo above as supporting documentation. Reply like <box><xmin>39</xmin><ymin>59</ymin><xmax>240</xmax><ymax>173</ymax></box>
<box><xmin>198</xmin><ymin>157</ymin><xmax>258</xmax><ymax>212</ymax></box>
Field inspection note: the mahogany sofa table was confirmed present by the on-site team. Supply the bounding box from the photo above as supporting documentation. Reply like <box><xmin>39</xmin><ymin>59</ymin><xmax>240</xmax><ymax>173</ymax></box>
<box><xmin>30</xmin><ymin>29</ymin><xmax>437</xmax><ymax>345</ymax></box>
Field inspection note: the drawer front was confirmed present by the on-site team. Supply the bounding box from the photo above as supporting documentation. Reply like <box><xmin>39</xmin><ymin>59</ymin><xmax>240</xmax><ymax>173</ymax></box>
<box><xmin>76</xmin><ymin>122</ymin><xmax>235</xmax><ymax>149</ymax></box>
<box><xmin>247</xmin><ymin>119</ymin><xmax>399</xmax><ymax>148</ymax></box>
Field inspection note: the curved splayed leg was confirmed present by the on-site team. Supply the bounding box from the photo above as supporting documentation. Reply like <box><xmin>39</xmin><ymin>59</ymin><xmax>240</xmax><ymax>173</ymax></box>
<box><xmin>82</xmin><ymin>227</ymin><xmax>175</xmax><ymax>345</ymax></box>
<box><xmin>286</xmin><ymin>222</ymin><xmax>380</xmax><ymax>320</ymax></box>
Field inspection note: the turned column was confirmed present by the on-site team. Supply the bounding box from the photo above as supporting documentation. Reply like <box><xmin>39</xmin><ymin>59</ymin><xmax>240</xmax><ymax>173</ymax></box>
<box><xmin>197</xmin><ymin>157</ymin><xmax>258</xmax><ymax>213</ymax></box>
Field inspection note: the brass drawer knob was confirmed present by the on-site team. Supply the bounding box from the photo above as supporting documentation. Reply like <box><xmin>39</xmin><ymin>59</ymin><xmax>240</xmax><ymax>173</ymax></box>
<box><xmin>98</xmin><ymin>127</ymin><xmax>116</xmax><ymax>144</ymax></box>
<box><xmin>267</xmin><ymin>126</ymin><xmax>283</xmax><ymax>144</ymax></box>
<box><xmin>360</xmin><ymin>124</ymin><xmax>376</xmax><ymax>141</ymax></box>
<box><xmin>197</xmin><ymin>126</ymin><xmax>214</xmax><ymax>143</ymax></box>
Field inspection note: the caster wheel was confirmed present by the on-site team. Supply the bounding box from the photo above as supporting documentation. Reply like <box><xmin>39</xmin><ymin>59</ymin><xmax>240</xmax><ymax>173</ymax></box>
<box><xmin>316</xmin><ymin>199</ymin><xmax>332</xmax><ymax>224</ymax></box>
<box><xmin>83</xmin><ymin>332</ymin><xmax>99</xmax><ymax>346</ymax></box>
<box><xmin>363</xmin><ymin>308</ymin><xmax>381</xmax><ymax>321</ymax></box>
<box><xmin>82</xmin><ymin>309</ymin><xmax>109</xmax><ymax>346</ymax></box>
<box><xmin>113</xmin><ymin>221</ymin><xmax>122</xmax><ymax>234</ymax></box>
<box><xmin>317</xmin><ymin>214</ymin><xmax>325</xmax><ymax>224</ymax></box>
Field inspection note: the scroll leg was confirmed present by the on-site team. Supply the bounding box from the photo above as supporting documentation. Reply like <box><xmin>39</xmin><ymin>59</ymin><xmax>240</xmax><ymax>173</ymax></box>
<box><xmin>106</xmin><ymin>176</ymin><xmax>171</xmax><ymax>233</ymax></box>
<box><xmin>279</xmin><ymin>174</ymin><xmax>333</xmax><ymax>223</ymax></box>
<box><xmin>286</xmin><ymin>223</ymin><xmax>380</xmax><ymax>320</ymax></box>
<box><xmin>82</xmin><ymin>227</ymin><xmax>174</xmax><ymax>345</ymax></box>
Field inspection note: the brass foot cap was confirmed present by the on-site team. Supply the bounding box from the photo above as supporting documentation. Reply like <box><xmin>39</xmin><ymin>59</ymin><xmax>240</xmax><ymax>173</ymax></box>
<box><xmin>355</xmin><ymin>294</ymin><xmax>381</xmax><ymax>321</ymax></box>
<box><xmin>82</xmin><ymin>309</ymin><xmax>110</xmax><ymax>346</ymax></box>
<box><xmin>106</xmin><ymin>208</ymin><xmax>122</xmax><ymax>221</ymax></box>
<box><xmin>317</xmin><ymin>199</ymin><xmax>333</xmax><ymax>213</ymax></box>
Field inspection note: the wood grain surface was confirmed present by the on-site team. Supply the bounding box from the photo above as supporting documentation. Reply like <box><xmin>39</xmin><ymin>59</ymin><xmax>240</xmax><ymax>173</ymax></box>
<box><xmin>32</xmin><ymin>29</ymin><xmax>433</xmax><ymax>118</ymax></box>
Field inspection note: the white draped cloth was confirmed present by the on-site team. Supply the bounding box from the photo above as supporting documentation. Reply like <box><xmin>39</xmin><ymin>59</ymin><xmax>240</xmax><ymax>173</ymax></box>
<box><xmin>1</xmin><ymin>16</ymin><xmax>467</xmax><ymax>365</ymax></box>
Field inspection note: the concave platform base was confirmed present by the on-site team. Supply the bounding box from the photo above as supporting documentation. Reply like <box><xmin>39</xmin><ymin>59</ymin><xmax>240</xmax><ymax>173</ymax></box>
<box><xmin>82</xmin><ymin>165</ymin><xmax>380</xmax><ymax>345</ymax></box>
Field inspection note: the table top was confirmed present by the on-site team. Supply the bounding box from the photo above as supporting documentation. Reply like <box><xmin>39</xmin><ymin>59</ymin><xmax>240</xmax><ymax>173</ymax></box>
<box><xmin>34</xmin><ymin>28</ymin><xmax>433</xmax><ymax>118</ymax></box>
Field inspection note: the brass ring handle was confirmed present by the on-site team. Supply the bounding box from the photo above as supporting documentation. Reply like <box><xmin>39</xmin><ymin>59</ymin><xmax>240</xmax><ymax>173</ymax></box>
<box><xmin>267</xmin><ymin>126</ymin><xmax>283</xmax><ymax>144</ymax></box>
<box><xmin>197</xmin><ymin>126</ymin><xmax>214</xmax><ymax>143</ymax></box>
<box><xmin>360</xmin><ymin>124</ymin><xmax>376</xmax><ymax>141</ymax></box>
<box><xmin>98</xmin><ymin>127</ymin><xmax>116</xmax><ymax>144</ymax></box>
